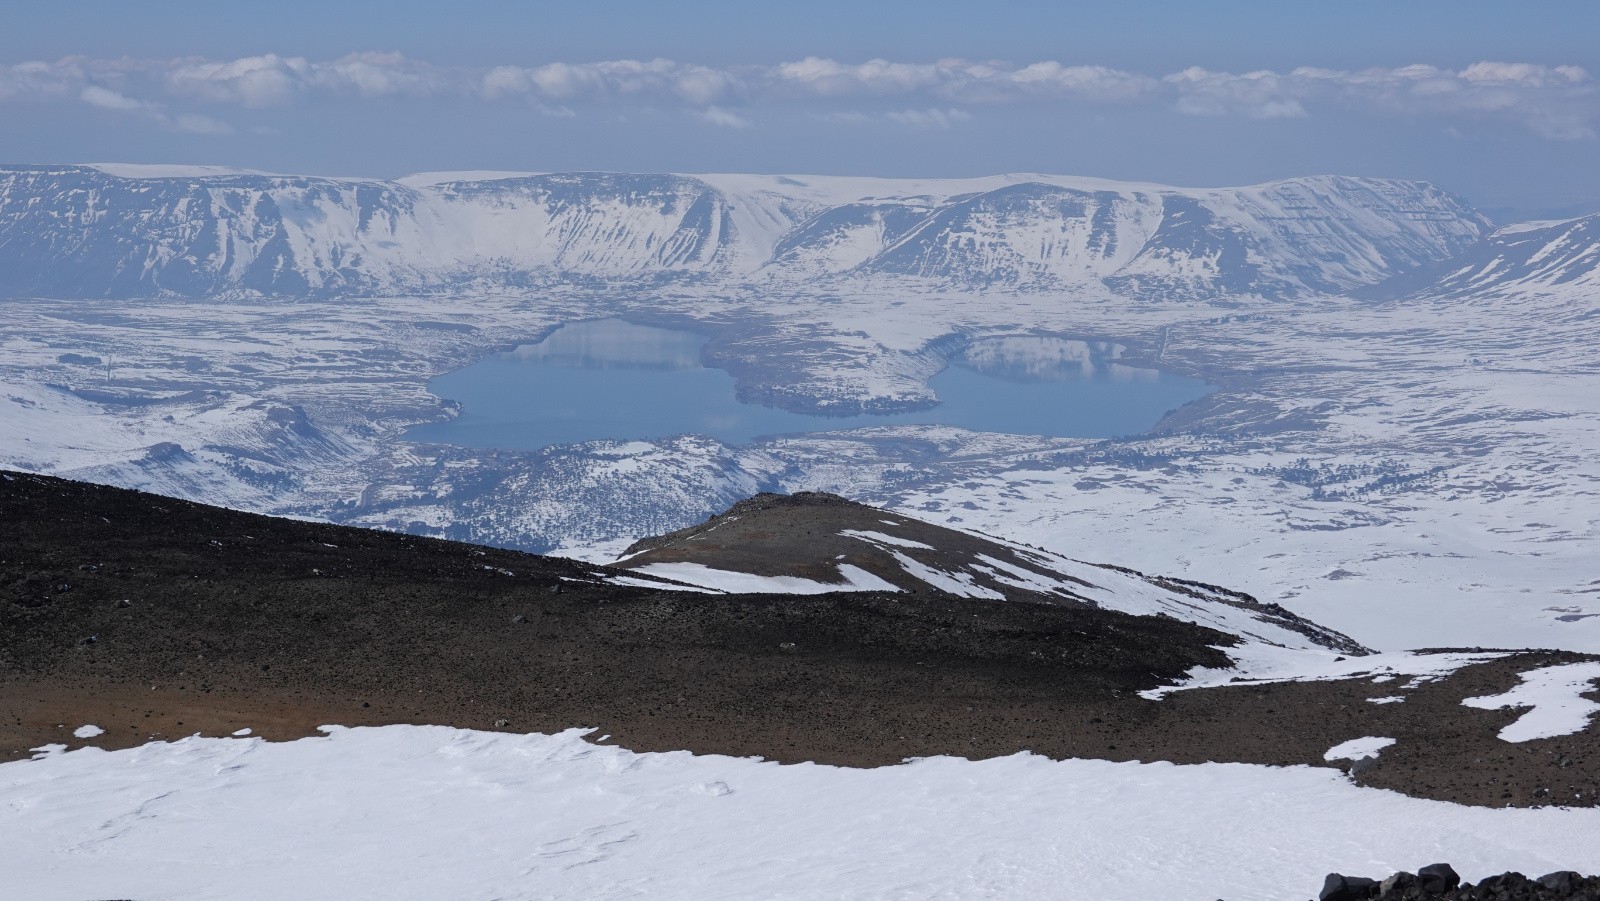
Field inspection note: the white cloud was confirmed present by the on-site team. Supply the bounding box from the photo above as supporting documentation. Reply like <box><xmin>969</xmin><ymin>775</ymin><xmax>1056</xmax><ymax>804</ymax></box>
<box><xmin>692</xmin><ymin>106</ymin><xmax>748</xmax><ymax>128</ymax></box>
<box><xmin>313</xmin><ymin>51</ymin><xmax>449</xmax><ymax>98</ymax></box>
<box><xmin>1458</xmin><ymin>61</ymin><xmax>1588</xmax><ymax>87</ymax></box>
<box><xmin>814</xmin><ymin>110</ymin><xmax>872</xmax><ymax>124</ymax></box>
<box><xmin>172</xmin><ymin>112</ymin><xmax>235</xmax><ymax>135</ymax></box>
<box><xmin>768</xmin><ymin>57</ymin><xmax>1154</xmax><ymax>104</ymax></box>
<box><xmin>1001</xmin><ymin>62</ymin><xmax>1157</xmax><ymax>102</ymax></box>
<box><xmin>481</xmin><ymin>65</ymin><xmax>532</xmax><ymax>100</ymax></box>
<box><xmin>773</xmin><ymin>57</ymin><xmax>943</xmax><ymax>96</ymax></box>
<box><xmin>163</xmin><ymin>52</ymin><xmax>451</xmax><ymax>106</ymax></box>
<box><xmin>3</xmin><ymin>54</ymin><xmax>1594</xmax><ymax>141</ymax></box>
<box><xmin>1166</xmin><ymin>67</ymin><xmax>1308</xmax><ymax>119</ymax></box>
<box><xmin>1284</xmin><ymin>61</ymin><xmax>1597</xmax><ymax>139</ymax></box>
<box><xmin>482</xmin><ymin>59</ymin><xmax>739</xmax><ymax>105</ymax></box>
<box><xmin>167</xmin><ymin>54</ymin><xmax>307</xmax><ymax>106</ymax></box>
<box><xmin>1</xmin><ymin>59</ymin><xmax>87</xmax><ymax>101</ymax></box>
<box><xmin>886</xmin><ymin>107</ymin><xmax>972</xmax><ymax>129</ymax></box>
<box><xmin>80</xmin><ymin>85</ymin><xmax>154</xmax><ymax>113</ymax></box>
<box><xmin>79</xmin><ymin>82</ymin><xmax>234</xmax><ymax>136</ymax></box>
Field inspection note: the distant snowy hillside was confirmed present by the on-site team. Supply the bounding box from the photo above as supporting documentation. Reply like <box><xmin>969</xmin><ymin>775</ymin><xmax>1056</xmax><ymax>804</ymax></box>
<box><xmin>0</xmin><ymin>165</ymin><xmax>1488</xmax><ymax>299</ymax></box>
<box><xmin>1395</xmin><ymin>213</ymin><xmax>1600</xmax><ymax>299</ymax></box>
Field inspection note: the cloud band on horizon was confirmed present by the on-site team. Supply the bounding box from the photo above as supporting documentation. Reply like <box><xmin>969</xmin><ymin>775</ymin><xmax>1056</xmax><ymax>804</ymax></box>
<box><xmin>1</xmin><ymin>52</ymin><xmax>1594</xmax><ymax>140</ymax></box>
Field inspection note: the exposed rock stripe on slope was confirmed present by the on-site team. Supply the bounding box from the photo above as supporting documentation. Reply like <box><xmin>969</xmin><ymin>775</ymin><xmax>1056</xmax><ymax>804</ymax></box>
<box><xmin>616</xmin><ymin>491</ymin><xmax>1367</xmax><ymax>653</ymax></box>
<box><xmin>1406</xmin><ymin>213</ymin><xmax>1600</xmax><ymax>298</ymax></box>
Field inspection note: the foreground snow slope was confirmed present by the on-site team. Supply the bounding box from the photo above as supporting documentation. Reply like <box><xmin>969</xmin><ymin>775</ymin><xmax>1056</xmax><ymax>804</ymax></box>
<box><xmin>7</xmin><ymin>726</ymin><xmax>1600</xmax><ymax>901</ymax></box>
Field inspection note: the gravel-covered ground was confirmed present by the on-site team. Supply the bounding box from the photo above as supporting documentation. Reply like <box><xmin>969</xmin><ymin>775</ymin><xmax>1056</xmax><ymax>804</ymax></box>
<box><xmin>4</xmin><ymin>470</ymin><xmax>1597</xmax><ymax>808</ymax></box>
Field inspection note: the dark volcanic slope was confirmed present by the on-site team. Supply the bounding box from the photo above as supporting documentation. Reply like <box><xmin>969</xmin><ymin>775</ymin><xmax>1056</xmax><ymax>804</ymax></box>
<box><xmin>5</xmin><ymin>471</ymin><xmax>1600</xmax><ymax>808</ymax></box>
<box><xmin>619</xmin><ymin>491</ymin><xmax>1365</xmax><ymax>653</ymax></box>
<box><xmin>0</xmin><ymin>469</ymin><xmax>1234</xmax><ymax>760</ymax></box>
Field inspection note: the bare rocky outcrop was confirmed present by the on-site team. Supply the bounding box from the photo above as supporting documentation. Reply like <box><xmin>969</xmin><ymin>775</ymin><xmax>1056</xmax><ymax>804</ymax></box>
<box><xmin>1321</xmin><ymin>865</ymin><xmax>1600</xmax><ymax>900</ymax></box>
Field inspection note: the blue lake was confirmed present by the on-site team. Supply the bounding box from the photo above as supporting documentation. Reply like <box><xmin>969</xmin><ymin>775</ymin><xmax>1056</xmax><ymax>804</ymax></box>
<box><xmin>406</xmin><ymin>319</ymin><xmax>1213</xmax><ymax>450</ymax></box>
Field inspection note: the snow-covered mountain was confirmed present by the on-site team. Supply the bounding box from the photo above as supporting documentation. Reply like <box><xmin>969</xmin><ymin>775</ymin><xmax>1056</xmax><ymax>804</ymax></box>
<box><xmin>0</xmin><ymin>165</ymin><xmax>1489</xmax><ymax>298</ymax></box>
<box><xmin>1393</xmin><ymin>213</ymin><xmax>1600</xmax><ymax>299</ymax></box>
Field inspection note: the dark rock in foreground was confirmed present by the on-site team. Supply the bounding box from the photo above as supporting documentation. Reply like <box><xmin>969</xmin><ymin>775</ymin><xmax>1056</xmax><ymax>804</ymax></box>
<box><xmin>1319</xmin><ymin>865</ymin><xmax>1600</xmax><ymax>900</ymax></box>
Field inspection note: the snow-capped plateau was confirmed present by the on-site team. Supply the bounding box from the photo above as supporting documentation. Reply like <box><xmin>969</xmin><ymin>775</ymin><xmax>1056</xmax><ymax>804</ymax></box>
<box><xmin>0</xmin><ymin>165</ymin><xmax>1487</xmax><ymax>298</ymax></box>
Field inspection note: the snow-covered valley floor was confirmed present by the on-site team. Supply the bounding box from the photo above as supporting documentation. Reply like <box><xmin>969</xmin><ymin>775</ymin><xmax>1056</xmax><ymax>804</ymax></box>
<box><xmin>7</xmin><ymin>725</ymin><xmax>1600</xmax><ymax>901</ymax></box>
<box><xmin>3</xmin><ymin>276</ymin><xmax>1597</xmax><ymax>653</ymax></box>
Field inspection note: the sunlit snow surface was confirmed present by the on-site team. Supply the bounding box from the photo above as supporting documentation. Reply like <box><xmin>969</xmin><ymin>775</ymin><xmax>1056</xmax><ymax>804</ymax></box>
<box><xmin>626</xmin><ymin>561</ymin><xmax>903</xmax><ymax>594</ymax></box>
<box><xmin>6</xmin><ymin>726</ymin><xmax>1600</xmax><ymax>901</ymax></box>
<box><xmin>1462</xmin><ymin>662</ymin><xmax>1600</xmax><ymax>742</ymax></box>
<box><xmin>1324</xmin><ymin>736</ymin><xmax>1397</xmax><ymax>761</ymax></box>
<box><xmin>1139</xmin><ymin>645</ymin><xmax>1508</xmax><ymax>699</ymax></box>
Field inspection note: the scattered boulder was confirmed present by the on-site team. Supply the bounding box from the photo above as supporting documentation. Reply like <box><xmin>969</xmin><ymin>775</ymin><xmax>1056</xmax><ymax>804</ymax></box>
<box><xmin>1540</xmin><ymin>872</ymin><xmax>1583</xmax><ymax>893</ymax></box>
<box><xmin>1381</xmin><ymin>872</ymin><xmax>1419</xmax><ymax>895</ymax></box>
<box><xmin>1419</xmin><ymin>863</ymin><xmax>1461</xmax><ymax>894</ymax></box>
<box><xmin>1322</xmin><ymin>873</ymin><xmax>1378</xmax><ymax>900</ymax></box>
<box><xmin>1319</xmin><ymin>863</ymin><xmax>1600</xmax><ymax>899</ymax></box>
<box><xmin>1476</xmin><ymin>871</ymin><xmax>1532</xmax><ymax>895</ymax></box>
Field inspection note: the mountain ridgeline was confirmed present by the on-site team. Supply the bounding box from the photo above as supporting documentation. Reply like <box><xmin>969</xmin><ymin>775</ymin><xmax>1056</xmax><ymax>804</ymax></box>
<box><xmin>0</xmin><ymin>165</ymin><xmax>1492</xmax><ymax>299</ymax></box>
<box><xmin>1375</xmin><ymin>211</ymin><xmax>1600</xmax><ymax>300</ymax></box>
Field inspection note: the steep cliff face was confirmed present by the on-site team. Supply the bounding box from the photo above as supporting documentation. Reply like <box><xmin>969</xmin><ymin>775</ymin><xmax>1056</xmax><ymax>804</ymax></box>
<box><xmin>0</xmin><ymin>166</ymin><xmax>1490</xmax><ymax>299</ymax></box>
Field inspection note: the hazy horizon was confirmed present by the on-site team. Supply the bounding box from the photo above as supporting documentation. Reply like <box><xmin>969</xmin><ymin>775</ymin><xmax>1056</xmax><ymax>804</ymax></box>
<box><xmin>4</xmin><ymin>1</ymin><xmax>1598</xmax><ymax>212</ymax></box>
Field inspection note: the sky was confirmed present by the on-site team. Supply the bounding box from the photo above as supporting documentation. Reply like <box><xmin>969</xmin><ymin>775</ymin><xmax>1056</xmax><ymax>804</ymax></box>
<box><xmin>3</xmin><ymin>0</ymin><xmax>1598</xmax><ymax>213</ymax></box>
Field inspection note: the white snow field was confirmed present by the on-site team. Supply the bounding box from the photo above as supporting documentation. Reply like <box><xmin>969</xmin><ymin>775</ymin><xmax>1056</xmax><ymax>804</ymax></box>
<box><xmin>1462</xmin><ymin>662</ymin><xmax>1600</xmax><ymax>742</ymax></box>
<box><xmin>1138</xmin><ymin>645</ymin><xmax>1508</xmax><ymax>699</ymax></box>
<box><xmin>7</xmin><ymin>725</ymin><xmax>1600</xmax><ymax>901</ymax></box>
<box><xmin>1324</xmin><ymin>736</ymin><xmax>1397</xmax><ymax>761</ymax></box>
<box><xmin>625</xmin><ymin>560</ymin><xmax>906</xmax><ymax>594</ymax></box>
